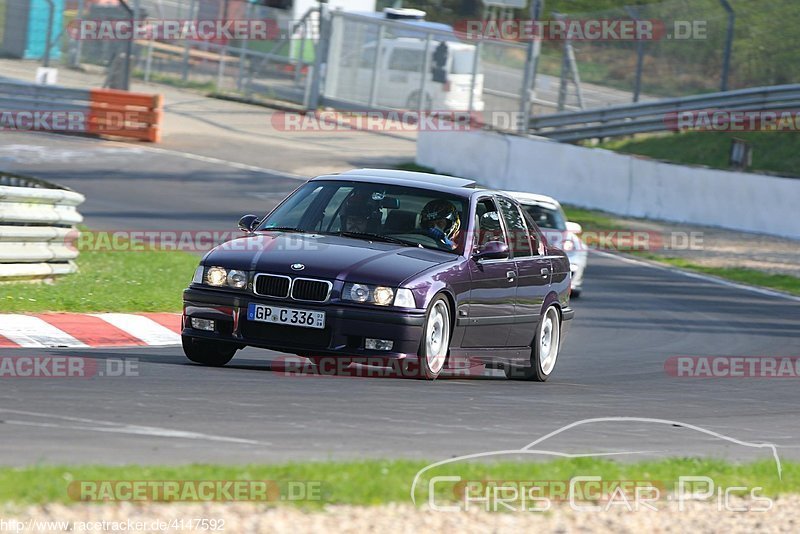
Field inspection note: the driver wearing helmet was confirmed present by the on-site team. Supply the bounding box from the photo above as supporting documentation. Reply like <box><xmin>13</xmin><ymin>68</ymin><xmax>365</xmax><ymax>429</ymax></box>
<box><xmin>420</xmin><ymin>199</ymin><xmax>460</xmax><ymax>250</ymax></box>
<box><xmin>340</xmin><ymin>191</ymin><xmax>381</xmax><ymax>234</ymax></box>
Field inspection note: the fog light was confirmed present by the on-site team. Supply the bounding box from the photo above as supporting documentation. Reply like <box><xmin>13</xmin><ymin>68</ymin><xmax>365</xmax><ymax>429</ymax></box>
<box><xmin>191</xmin><ymin>318</ymin><xmax>215</xmax><ymax>331</ymax></box>
<box><xmin>366</xmin><ymin>338</ymin><xmax>393</xmax><ymax>351</ymax></box>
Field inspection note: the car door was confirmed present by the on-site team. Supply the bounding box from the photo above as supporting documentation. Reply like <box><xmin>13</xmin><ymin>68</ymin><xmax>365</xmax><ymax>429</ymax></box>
<box><xmin>496</xmin><ymin>195</ymin><xmax>552</xmax><ymax>348</ymax></box>
<box><xmin>460</xmin><ymin>197</ymin><xmax>516</xmax><ymax>348</ymax></box>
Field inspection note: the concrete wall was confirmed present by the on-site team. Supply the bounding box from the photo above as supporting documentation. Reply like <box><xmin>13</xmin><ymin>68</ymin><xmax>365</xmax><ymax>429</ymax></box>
<box><xmin>416</xmin><ymin>130</ymin><xmax>800</xmax><ymax>240</ymax></box>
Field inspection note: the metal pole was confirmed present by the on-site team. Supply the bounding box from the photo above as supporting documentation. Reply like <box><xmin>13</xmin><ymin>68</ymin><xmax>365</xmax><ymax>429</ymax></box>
<box><xmin>182</xmin><ymin>0</ymin><xmax>197</xmax><ymax>82</ymax></box>
<box><xmin>308</xmin><ymin>2</ymin><xmax>330</xmax><ymax>110</ymax></box>
<box><xmin>719</xmin><ymin>0</ymin><xmax>735</xmax><ymax>92</ymax></box>
<box><xmin>43</xmin><ymin>0</ymin><xmax>55</xmax><ymax>68</ymax></box>
<box><xmin>295</xmin><ymin>21</ymin><xmax>308</xmax><ymax>86</ymax></box>
<box><xmin>625</xmin><ymin>5</ymin><xmax>644</xmax><ymax>102</ymax></box>
<box><xmin>467</xmin><ymin>40</ymin><xmax>481</xmax><ymax>115</ymax></box>
<box><xmin>519</xmin><ymin>0</ymin><xmax>543</xmax><ymax>133</ymax></box>
<box><xmin>237</xmin><ymin>1</ymin><xmax>253</xmax><ymax>92</ymax></box>
<box><xmin>144</xmin><ymin>36</ymin><xmax>154</xmax><ymax>82</ymax></box>
<box><xmin>118</xmin><ymin>0</ymin><xmax>134</xmax><ymax>90</ymax></box>
<box><xmin>417</xmin><ymin>33</ymin><xmax>432</xmax><ymax>111</ymax></box>
<box><xmin>368</xmin><ymin>25</ymin><xmax>385</xmax><ymax>108</ymax></box>
<box><xmin>73</xmin><ymin>0</ymin><xmax>85</xmax><ymax>67</ymax></box>
<box><xmin>554</xmin><ymin>12</ymin><xmax>568</xmax><ymax>111</ymax></box>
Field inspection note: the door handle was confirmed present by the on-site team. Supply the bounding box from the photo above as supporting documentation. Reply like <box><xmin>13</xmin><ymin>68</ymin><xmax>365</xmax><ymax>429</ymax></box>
<box><xmin>540</xmin><ymin>267</ymin><xmax>550</xmax><ymax>277</ymax></box>
<box><xmin>506</xmin><ymin>270</ymin><xmax>516</xmax><ymax>282</ymax></box>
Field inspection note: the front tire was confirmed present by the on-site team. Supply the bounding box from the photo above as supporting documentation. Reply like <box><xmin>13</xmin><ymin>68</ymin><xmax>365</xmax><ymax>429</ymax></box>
<box><xmin>415</xmin><ymin>295</ymin><xmax>451</xmax><ymax>380</ymax></box>
<box><xmin>182</xmin><ymin>336</ymin><xmax>237</xmax><ymax>367</ymax></box>
<box><xmin>505</xmin><ymin>305</ymin><xmax>561</xmax><ymax>381</ymax></box>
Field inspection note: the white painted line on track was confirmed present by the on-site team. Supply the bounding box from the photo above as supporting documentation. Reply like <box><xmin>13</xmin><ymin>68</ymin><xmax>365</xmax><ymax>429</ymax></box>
<box><xmin>136</xmin><ymin>145</ymin><xmax>308</xmax><ymax>180</ymax></box>
<box><xmin>91</xmin><ymin>313</ymin><xmax>182</xmax><ymax>346</ymax></box>
<box><xmin>0</xmin><ymin>315</ymin><xmax>89</xmax><ymax>348</ymax></box>
<box><xmin>592</xmin><ymin>249</ymin><xmax>800</xmax><ymax>303</ymax></box>
<box><xmin>0</xmin><ymin>409</ymin><xmax>264</xmax><ymax>445</ymax></box>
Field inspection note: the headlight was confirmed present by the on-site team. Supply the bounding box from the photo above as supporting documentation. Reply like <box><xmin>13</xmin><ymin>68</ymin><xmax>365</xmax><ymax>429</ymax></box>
<box><xmin>373</xmin><ymin>286</ymin><xmax>394</xmax><ymax>306</ymax></box>
<box><xmin>206</xmin><ymin>266</ymin><xmax>227</xmax><ymax>286</ymax></box>
<box><xmin>349</xmin><ymin>283</ymin><xmax>370</xmax><ymax>303</ymax></box>
<box><xmin>343</xmin><ymin>283</ymin><xmax>417</xmax><ymax>308</ymax></box>
<box><xmin>192</xmin><ymin>265</ymin><xmax>204</xmax><ymax>284</ymax></box>
<box><xmin>227</xmin><ymin>269</ymin><xmax>247</xmax><ymax>289</ymax></box>
<box><xmin>563</xmin><ymin>239</ymin><xmax>575</xmax><ymax>251</ymax></box>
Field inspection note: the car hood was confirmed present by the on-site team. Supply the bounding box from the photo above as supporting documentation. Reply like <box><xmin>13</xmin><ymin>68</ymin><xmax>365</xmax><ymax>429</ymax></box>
<box><xmin>203</xmin><ymin>232</ymin><xmax>457</xmax><ymax>286</ymax></box>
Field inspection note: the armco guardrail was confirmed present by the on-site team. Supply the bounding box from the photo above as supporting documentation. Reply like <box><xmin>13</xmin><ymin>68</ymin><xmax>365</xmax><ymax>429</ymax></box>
<box><xmin>0</xmin><ymin>173</ymin><xmax>85</xmax><ymax>281</ymax></box>
<box><xmin>529</xmin><ymin>84</ymin><xmax>800</xmax><ymax>142</ymax></box>
<box><xmin>0</xmin><ymin>81</ymin><xmax>163</xmax><ymax>142</ymax></box>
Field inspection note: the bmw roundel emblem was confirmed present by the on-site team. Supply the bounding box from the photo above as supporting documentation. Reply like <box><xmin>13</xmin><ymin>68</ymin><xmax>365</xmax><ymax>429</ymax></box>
<box><xmin>291</xmin><ymin>263</ymin><xmax>305</xmax><ymax>271</ymax></box>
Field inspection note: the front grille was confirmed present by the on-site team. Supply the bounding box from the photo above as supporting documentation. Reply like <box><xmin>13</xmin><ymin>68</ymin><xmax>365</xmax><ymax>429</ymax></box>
<box><xmin>291</xmin><ymin>278</ymin><xmax>331</xmax><ymax>302</ymax></box>
<box><xmin>254</xmin><ymin>274</ymin><xmax>291</xmax><ymax>298</ymax></box>
<box><xmin>241</xmin><ymin>322</ymin><xmax>331</xmax><ymax>349</ymax></box>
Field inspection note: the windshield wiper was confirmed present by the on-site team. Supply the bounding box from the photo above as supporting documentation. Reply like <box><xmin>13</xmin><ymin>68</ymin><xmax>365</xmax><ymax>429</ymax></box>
<box><xmin>338</xmin><ymin>231</ymin><xmax>421</xmax><ymax>247</ymax></box>
<box><xmin>260</xmin><ymin>226</ymin><xmax>305</xmax><ymax>233</ymax></box>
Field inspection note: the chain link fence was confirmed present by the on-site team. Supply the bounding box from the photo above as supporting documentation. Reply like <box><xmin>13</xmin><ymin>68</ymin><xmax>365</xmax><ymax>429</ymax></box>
<box><xmin>3</xmin><ymin>0</ymin><xmax>799</xmax><ymax>130</ymax></box>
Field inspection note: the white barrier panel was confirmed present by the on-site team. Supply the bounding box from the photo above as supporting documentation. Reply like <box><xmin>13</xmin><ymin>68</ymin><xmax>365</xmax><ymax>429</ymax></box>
<box><xmin>0</xmin><ymin>181</ymin><xmax>86</xmax><ymax>280</ymax></box>
<box><xmin>416</xmin><ymin>130</ymin><xmax>800</xmax><ymax>240</ymax></box>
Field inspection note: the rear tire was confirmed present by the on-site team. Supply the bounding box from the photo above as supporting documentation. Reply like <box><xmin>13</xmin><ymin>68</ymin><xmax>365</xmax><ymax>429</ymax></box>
<box><xmin>505</xmin><ymin>305</ymin><xmax>561</xmax><ymax>381</ymax></box>
<box><xmin>182</xmin><ymin>336</ymin><xmax>237</xmax><ymax>367</ymax></box>
<box><xmin>571</xmin><ymin>289</ymin><xmax>581</xmax><ymax>298</ymax></box>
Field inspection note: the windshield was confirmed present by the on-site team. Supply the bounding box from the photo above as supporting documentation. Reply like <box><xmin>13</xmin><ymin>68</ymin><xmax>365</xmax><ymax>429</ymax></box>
<box><xmin>522</xmin><ymin>203</ymin><xmax>567</xmax><ymax>231</ymax></box>
<box><xmin>260</xmin><ymin>180</ymin><xmax>468</xmax><ymax>254</ymax></box>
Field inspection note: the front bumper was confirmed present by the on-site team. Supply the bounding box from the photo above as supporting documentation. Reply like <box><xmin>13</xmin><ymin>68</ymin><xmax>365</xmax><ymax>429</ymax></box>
<box><xmin>182</xmin><ymin>287</ymin><xmax>426</xmax><ymax>359</ymax></box>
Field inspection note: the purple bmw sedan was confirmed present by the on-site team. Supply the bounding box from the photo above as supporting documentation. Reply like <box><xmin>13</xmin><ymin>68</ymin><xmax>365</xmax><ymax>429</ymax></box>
<box><xmin>182</xmin><ymin>168</ymin><xmax>574</xmax><ymax>381</ymax></box>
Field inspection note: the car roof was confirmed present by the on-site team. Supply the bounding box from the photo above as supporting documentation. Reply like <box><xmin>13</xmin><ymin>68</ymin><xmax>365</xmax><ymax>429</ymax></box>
<box><xmin>504</xmin><ymin>190</ymin><xmax>562</xmax><ymax>209</ymax></box>
<box><xmin>312</xmin><ymin>169</ymin><xmax>479</xmax><ymax>195</ymax></box>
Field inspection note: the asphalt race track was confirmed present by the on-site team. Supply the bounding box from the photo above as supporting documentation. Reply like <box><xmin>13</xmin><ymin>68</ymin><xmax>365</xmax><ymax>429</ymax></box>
<box><xmin>2</xmin><ymin>252</ymin><xmax>798</xmax><ymax>466</ymax></box>
<box><xmin>1</xmin><ymin>131</ymin><xmax>798</xmax><ymax>468</ymax></box>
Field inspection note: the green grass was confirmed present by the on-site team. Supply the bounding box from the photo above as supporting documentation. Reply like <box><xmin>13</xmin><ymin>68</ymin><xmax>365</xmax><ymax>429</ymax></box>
<box><xmin>0</xmin><ymin>458</ymin><xmax>794</xmax><ymax>507</ymax></box>
<box><xmin>598</xmin><ymin>131</ymin><xmax>800</xmax><ymax>177</ymax></box>
<box><xmin>635</xmin><ymin>255</ymin><xmax>800</xmax><ymax>296</ymax></box>
<box><xmin>0</xmin><ymin>249</ymin><xmax>198</xmax><ymax>313</ymax></box>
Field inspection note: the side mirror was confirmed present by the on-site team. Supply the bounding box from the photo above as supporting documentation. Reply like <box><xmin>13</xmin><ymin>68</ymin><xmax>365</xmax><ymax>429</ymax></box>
<box><xmin>238</xmin><ymin>214</ymin><xmax>260</xmax><ymax>233</ymax></box>
<box><xmin>473</xmin><ymin>240</ymin><xmax>509</xmax><ymax>261</ymax></box>
<box><xmin>565</xmin><ymin>221</ymin><xmax>582</xmax><ymax>235</ymax></box>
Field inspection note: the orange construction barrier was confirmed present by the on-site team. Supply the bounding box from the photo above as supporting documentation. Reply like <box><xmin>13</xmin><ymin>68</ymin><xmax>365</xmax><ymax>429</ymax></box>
<box><xmin>87</xmin><ymin>89</ymin><xmax>163</xmax><ymax>142</ymax></box>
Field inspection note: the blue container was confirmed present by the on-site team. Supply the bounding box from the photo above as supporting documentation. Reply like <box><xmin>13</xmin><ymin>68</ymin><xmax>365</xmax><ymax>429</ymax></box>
<box><xmin>23</xmin><ymin>0</ymin><xmax>64</xmax><ymax>60</ymax></box>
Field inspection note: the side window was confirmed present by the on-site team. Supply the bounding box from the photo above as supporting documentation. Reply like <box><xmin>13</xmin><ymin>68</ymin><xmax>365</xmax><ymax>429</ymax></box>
<box><xmin>474</xmin><ymin>197</ymin><xmax>506</xmax><ymax>249</ymax></box>
<box><xmin>388</xmin><ymin>48</ymin><xmax>424</xmax><ymax>72</ymax></box>
<box><xmin>496</xmin><ymin>196</ymin><xmax>533</xmax><ymax>257</ymax></box>
<box><xmin>359</xmin><ymin>45</ymin><xmax>377</xmax><ymax>69</ymax></box>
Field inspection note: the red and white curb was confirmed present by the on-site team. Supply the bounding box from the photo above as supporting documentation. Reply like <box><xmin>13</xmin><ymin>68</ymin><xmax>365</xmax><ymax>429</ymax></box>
<box><xmin>0</xmin><ymin>313</ymin><xmax>181</xmax><ymax>348</ymax></box>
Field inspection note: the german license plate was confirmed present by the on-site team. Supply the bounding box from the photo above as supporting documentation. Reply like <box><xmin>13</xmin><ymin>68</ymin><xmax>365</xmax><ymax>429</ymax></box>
<box><xmin>247</xmin><ymin>303</ymin><xmax>325</xmax><ymax>329</ymax></box>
